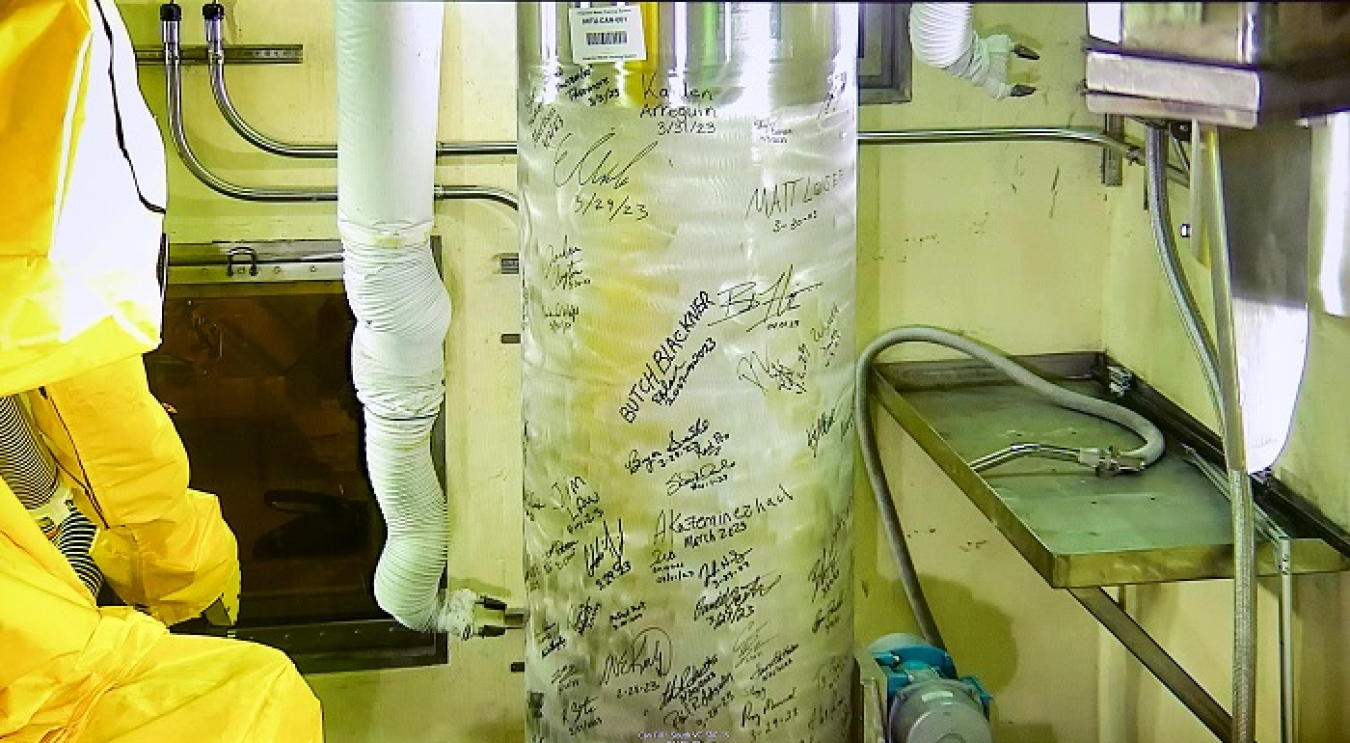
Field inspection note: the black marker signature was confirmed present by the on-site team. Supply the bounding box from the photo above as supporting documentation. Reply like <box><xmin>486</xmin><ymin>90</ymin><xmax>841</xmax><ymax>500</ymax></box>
<box><xmin>572</xmin><ymin>597</ymin><xmax>599</xmax><ymax>636</ymax></box>
<box><xmin>733</xmin><ymin>619</ymin><xmax>774</xmax><ymax>670</ymax></box>
<box><xmin>601</xmin><ymin>626</ymin><xmax>674</xmax><ymax>685</ymax></box>
<box><xmin>712</xmin><ymin>266</ymin><xmax>821</xmax><ymax>332</ymax></box>
<box><xmin>665</xmin><ymin>458</ymin><xmax>736</xmax><ymax>496</ymax></box>
<box><xmin>553</xmin><ymin>131</ymin><xmax>659</xmax><ymax>191</ymax></box>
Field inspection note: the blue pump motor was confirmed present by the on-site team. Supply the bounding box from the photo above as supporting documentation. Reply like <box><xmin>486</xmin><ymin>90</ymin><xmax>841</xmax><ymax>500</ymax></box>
<box><xmin>868</xmin><ymin>634</ymin><xmax>993</xmax><ymax>743</ymax></box>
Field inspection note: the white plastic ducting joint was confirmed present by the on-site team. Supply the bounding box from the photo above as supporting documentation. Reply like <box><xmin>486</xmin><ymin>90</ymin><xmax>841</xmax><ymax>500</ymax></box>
<box><xmin>335</xmin><ymin>0</ymin><xmax>475</xmax><ymax>637</ymax></box>
<box><xmin>910</xmin><ymin>3</ymin><xmax>1021</xmax><ymax>99</ymax></box>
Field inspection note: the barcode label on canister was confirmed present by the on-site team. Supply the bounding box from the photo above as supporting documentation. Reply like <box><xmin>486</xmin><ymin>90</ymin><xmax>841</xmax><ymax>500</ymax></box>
<box><xmin>569</xmin><ymin>5</ymin><xmax>646</xmax><ymax>64</ymax></box>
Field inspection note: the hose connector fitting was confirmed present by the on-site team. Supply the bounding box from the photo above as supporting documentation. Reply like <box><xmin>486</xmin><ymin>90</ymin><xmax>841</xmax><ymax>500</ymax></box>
<box><xmin>203</xmin><ymin>3</ymin><xmax>225</xmax><ymax>61</ymax></box>
<box><xmin>1079</xmin><ymin>446</ymin><xmax>1146</xmax><ymax>476</ymax></box>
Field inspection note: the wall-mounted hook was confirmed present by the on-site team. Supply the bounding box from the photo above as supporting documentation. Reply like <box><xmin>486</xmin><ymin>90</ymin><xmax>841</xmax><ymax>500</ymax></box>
<box><xmin>225</xmin><ymin>246</ymin><xmax>259</xmax><ymax>277</ymax></box>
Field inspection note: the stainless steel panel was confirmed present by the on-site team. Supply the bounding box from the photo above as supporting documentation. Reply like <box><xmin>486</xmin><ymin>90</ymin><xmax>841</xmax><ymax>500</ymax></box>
<box><xmin>1085</xmin><ymin>89</ymin><xmax>1259</xmax><ymax>130</ymax></box>
<box><xmin>1115</xmin><ymin>3</ymin><xmax>1350</xmax><ymax>69</ymax></box>
<box><xmin>856</xmin><ymin>651</ymin><xmax>888</xmax><ymax>743</ymax></box>
<box><xmin>1194</xmin><ymin>124</ymin><xmax>1312</xmax><ymax>473</ymax></box>
<box><xmin>192</xmin><ymin>619</ymin><xmax>448</xmax><ymax>674</ymax></box>
<box><xmin>166</xmin><ymin>240</ymin><xmax>346</xmax><ymax>285</ymax></box>
<box><xmin>1083</xmin><ymin>49</ymin><xmax>1350</xmax><ymax>127</ymax></box>
<box><xmin>1087</xmin><ymin>51</ymin><xmax>1261</xmax><ymax>113</ymax></box>
<box><xmin>1311</xmin><ymin>113</ymin><xmax>1350</xmax><ymax>317</ymax></box>
<box><xmin>168</xmin><ymin>262</ymin><xmax>343</xmax><ymax>285</ymax></box>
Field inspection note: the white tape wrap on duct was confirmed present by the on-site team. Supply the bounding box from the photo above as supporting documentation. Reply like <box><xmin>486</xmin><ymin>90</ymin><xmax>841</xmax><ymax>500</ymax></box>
<box><xmin>910</xmin><ymin>2</ymin><xmax>1018</xmax><ymax>99</ymax></box>
<box><xmin>335</xmin><ymin>0</ymin><xmax>473</xmax><ymax>637</ymax></box>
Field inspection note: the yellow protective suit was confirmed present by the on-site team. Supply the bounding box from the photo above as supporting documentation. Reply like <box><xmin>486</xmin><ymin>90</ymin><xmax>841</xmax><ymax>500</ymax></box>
<box><xmin>25</xmin><ymin>357</ymin><xmax>243</xmax><ymax>628</ymax></box>
<box><xmin>1</xmin><ymin>0</ymin><xmax>323</xmax><ymax>740</ymax></box>
<box><xmin>0</xmin><ymin>479</ymin><xmax>322</xmax><ymax>742</ymax></box>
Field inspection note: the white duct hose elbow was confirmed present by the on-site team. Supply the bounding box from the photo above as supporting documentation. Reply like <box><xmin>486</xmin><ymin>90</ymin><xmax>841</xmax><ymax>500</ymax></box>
<box><xmin>344</xmin><ymin>244</ymin><xmax>475</xmax><ymax>636</ymax></box>
<box><xmin>910</xmin><ymin>2</ymin><xmax>1017</xmax><ymax>99</ymax></box>
<box><xmin>336</xmin><ymin>0</ymin><xmax>474</xmax><ymax>637</ymax></box>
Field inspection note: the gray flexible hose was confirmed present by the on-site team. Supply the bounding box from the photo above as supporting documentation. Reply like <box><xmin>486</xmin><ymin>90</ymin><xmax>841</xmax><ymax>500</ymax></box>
<box><xmin>856</xmin><ymin>326</ymin><xmax>1166</xmax><ymax>649</ymax></box>
<box><xmin>1145</xmin><ymin>126</ymin><xmax>1223</xmax><ymax>416</ymax></box>
<box><xmin>856</xmin><ymin>331</ymin><xmax>945</xmax><ymax>650</ymax></box>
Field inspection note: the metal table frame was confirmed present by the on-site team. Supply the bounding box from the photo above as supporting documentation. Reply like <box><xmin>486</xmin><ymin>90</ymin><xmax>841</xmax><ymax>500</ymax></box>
<box><xmin>868</xmin><ymin>352</ymin><xmax>1350</xmax><ymax>741</ymax></box>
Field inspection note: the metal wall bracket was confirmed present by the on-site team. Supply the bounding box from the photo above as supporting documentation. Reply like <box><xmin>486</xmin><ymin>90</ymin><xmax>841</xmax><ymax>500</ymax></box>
<box><xmin>1101</xmin><ymin>114</ymin><xmax>1125</xmax><ymax>187</ymax></box>
<box><xmin>1071</xmin><ymin>587</ymin><xmax>1232</xmax><ymax>742</ymax></box>
<box><xmin>137</xmin><ymin>44</ymin><xmax>303</xmax><ymax>66</ymax></box>
<box><xmin>165</xmin><ymin>239</ymin><xmax>345</xmax><ymax>285</ymax></box>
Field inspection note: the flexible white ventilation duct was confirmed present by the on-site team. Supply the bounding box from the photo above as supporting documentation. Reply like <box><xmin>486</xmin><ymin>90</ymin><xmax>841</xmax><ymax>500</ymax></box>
<box><xmin>910</xmin><ymin>3</ymin><xmax>1020</xmax><ymax>99</ymax></box>
<box><xmin>335</xmin><ymin>0</ymin><xmax>474</xmax><ymax>636</ymax></box>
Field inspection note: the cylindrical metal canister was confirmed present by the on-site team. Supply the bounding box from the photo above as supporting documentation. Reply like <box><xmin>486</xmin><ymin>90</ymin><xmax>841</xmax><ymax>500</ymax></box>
<box><xmin>519</xmin><ymin>5</ymin><xmax>857</xmax><ymax>740</ymax></box>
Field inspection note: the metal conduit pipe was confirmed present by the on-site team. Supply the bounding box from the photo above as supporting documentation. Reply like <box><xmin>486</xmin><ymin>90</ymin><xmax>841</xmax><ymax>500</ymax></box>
<box><xmin>196</xmin><ymin>1</ymin><xmax>1160</xmax><ymax>171</ymax></box>
<box><xmin>1145</xmin><ymin>126</ymin><xmax>1223</xmax><ymax>419</ymax></box>
<box><xmin>204</xmin><ymin>32</ymin><xmax>1155</xmax><ymax>175</ymax></box>
<box><xmin>860</xmin><ymin>126</ymin><xmax>1136</xmax><ymax>156</ymax></box>
<box><xmin>432</xmin><ymin>185</ymin><xmax>520</xmax><ymax>210</ymax></box>
<box><xmin>967</xmin><ymin>442</ymin><xmax>1082</xmax><ymax>472</ymax></box>
<box><xmin>203</xmin><ymin>3</ymin><xmax>515</xmax><ymax>159</ymax></box>
<box><xmin>180</xmin><ymin>15</ymin><xmax>1188</xmax><ymax>198</ymax></box>
<box><xmin>1145</xmin><ymin>126</ymin><xmax>1269</xmax><ymax>743</ymax></box>
<box><xmin>1186</xmin><ymin>442</ymin><xmax>1296</xmax><ymax>743</ymax></box>
<box><xmin>190</xmin><ymin>21</ymin><xmax>1184</xmax><ymax>191</ymax></box>
<box><xmin>162</xmin><ymin>6</ymin><xmax>519</xmax><ymax>208</ymax></box>
<box><xmin>186</xmin><ymin>8</ymin><xmax>1190</xmax><ymax>192</ymax></box>
<box><xmin>860</xmin><ymin>128</ymin><xmax>1187</xmax><ymax>185</ymax></box>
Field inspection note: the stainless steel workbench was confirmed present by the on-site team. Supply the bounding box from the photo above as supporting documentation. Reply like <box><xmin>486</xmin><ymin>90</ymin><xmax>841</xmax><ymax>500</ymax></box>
<box><xmin>870</xmin><ymin>352</ymin><xmax>1349</xmax><ymax>589</ymax></box>
<box><xmin>866</xmin><ymin>351</ymin><xmax>1350</xmax><ymax>741</ymax></box>
<box><xmin>867</xmin><ymin>351</ymin><xmax>1350</xmax><ymax>742</ymax></box>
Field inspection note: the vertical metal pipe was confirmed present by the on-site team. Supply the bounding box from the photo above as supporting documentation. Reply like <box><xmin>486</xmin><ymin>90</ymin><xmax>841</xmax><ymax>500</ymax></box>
<box><xmin>1277</xmin><ymin>537</ymin><xmax>1296</xmax><ymax>743</ymax></box>
<box><xmin>1185</xmin><ymin>448</ymin><xmax>1297</xmax><ymax>743</ymax></box>
<box><xmin>1195</xmin><ymin>123</ymin><xmax>1260</xmax><ymax>743</ymax></box>
<box><xmin>1227</xmin><ymin>468</ymin><xmax>1259</xmax><ymax>743</ymax></box>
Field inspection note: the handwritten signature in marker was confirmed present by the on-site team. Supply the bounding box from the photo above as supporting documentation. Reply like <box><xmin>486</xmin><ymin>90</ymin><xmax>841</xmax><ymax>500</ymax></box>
<box><xmin>552</xmin><ymin>131</ymin><xmax>659</xmax><ymax>191</ymax></box>
<box><xmin>712</xmin><ymin>266</ymin><xmax>822</xmax><ymax>332</ymax></box>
